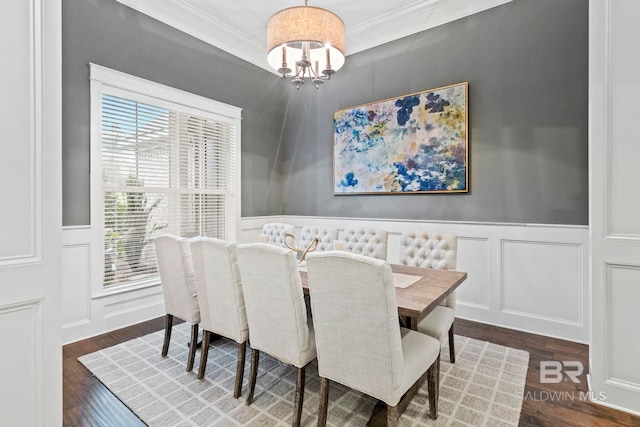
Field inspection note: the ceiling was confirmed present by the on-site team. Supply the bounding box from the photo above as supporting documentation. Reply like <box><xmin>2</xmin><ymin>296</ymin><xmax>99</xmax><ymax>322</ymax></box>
<box><xmin>115</xmin><ymin>0</ymin><xmax>512</xmax><ymax>74</ymax></box>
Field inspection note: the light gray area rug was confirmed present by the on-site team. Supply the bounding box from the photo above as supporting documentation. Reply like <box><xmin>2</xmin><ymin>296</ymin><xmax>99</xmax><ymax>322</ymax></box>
<box><xmin>79</xmin><ymin>323</ymin><xmax>529</xmax><ymax>426</ymax></box>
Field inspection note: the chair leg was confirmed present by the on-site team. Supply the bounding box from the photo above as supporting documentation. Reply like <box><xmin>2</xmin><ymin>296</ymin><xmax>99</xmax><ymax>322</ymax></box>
<box><xmin>448</xmin><ymin>322</ymin><xmax>456</xmax><ymax>364</ymax></box>
<box><xmin>234</xmin><ymin>341</ymin><xmax>247</xmax><ymax>399</ymax></box>
<box><xmin>186</xmin><ymin>323</ymin><xmax>199</xmax><ymax>372</ymax></box>
<box><xmin>246</xmin><ymin>349</ymin><xmax>260</xmax><ymax>405</ymax></box>
<box><xmin>436</xmin><ymin>353</ymin><xmax>441</xmax><ymax>402</ymax></box>
<box><xmin>292</xmin><ymin>365</ymin><xmax>306</xmax><ymax>427</ymax></box>
<box><xmin>197</xmin><ymin>330</ymin><xmax>211</xmax><ymax>379</ymax></box>
<box><xmin>427</xmin><ymin>354</ymin><xmax>440</xmax><ymax>419</ymax></box>
<box><xmin>161</xmin><ymin>314</ymin><xmax>173</xmax><ymax>357</ymax></box>
<box><xmin>386</xmin><ymin>404</ymin><xmax>399</xmax><ymax>427</ymax></box>
<box><xmin>317</xmin><ymin>377</ymin><xmax>329</xmax><ymax>427</ymax></box>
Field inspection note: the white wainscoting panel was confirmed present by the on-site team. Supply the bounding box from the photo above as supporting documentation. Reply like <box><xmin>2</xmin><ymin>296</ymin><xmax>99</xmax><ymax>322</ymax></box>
<box><xmin>61</xmin><ymin>241</ymin><xmax>91</xmax><ymax>326</ymax></box>
<box><xmin>62</xmin><ymin>217</ymin><xmax>588</xmax><ymax>343</ymax></box>
<box><xmin>241</xmin><ymin>215</ymin><xmax>589</xmax><ymax>343</ymax></box>
<box><xmin>604</xmin><ymin>264</ymin><xmax>640</xmax><ymax>388</ymax></box>
<box><xmin>502</xmin><ymin>240</ymin><xmax>583</xmax><ymax>324</ymax></box>
<box><xmin>456</xmin><ymin>237</ymin><xmax>490</xmax><ymax>309</ymax></box>
<box><xmin>62</xmin><ymin>226</ymin><xmax>165</xmax><ymax>344</ymax></box>
<box><xmin>0</xmin><ymin>300</ymin><xmax>41</xmax><ymax>426</ymax></box>
<box><xmin>102</xmin><ymin>288</ymin><xmax>165</xmax><ymax>332</ymax></box>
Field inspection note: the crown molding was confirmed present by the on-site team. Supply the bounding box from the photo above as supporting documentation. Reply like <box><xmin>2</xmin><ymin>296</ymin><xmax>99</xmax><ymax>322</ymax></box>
<box><xmin>346</xmin><ymin>0</ymin><xmax>513</xmax><ymax>54</ymax></box>
<box><xmin>115</xmin><ymin>0</ymin><xmax>271</xmax><ymax>71</ymax></box>
<box><xmin>115</xmin><ymin>0</ymin><xmax>512</xmax><ymax>75</ymax></box>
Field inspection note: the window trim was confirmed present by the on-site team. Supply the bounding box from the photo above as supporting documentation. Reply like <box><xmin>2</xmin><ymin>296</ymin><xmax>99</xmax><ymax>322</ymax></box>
<box><xmin>89</xmin><ymin>63</ymin><xmax>242</xmax><ymax>298</ymax></box>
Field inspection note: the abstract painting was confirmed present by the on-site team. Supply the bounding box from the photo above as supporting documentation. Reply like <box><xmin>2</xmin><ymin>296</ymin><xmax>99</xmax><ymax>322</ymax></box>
<box><xmin>334</xmin><ymin>82</ymin><xmax>468</xmax><ymax>194</ymax></box>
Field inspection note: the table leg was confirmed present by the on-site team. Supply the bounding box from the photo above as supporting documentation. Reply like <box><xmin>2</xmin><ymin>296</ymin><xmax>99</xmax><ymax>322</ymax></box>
<box><xmin>408</xmin><ymin>316</ymin><xmax>418</xmax><ymax>331</ymax></box>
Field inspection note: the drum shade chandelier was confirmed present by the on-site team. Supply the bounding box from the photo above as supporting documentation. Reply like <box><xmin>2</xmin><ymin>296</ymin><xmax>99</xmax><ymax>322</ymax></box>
<box><xmin>267</xmin><ymin>1</ymin><xmax>345</xmax><ymax>89</ymax></box>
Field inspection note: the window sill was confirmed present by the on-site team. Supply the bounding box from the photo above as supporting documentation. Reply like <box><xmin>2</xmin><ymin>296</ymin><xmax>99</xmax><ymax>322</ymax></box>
<box><xmin>92</xmin><ymin>278</ymin><xmax>161</xmax><ymax>300</ymax></box>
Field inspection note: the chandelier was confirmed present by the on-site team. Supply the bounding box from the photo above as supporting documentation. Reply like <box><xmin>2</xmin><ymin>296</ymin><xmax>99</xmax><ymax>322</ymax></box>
<box><xmin>267</xmin><ymin>1</ymin><xmax>345</xmax><ymax>89</ymax></box>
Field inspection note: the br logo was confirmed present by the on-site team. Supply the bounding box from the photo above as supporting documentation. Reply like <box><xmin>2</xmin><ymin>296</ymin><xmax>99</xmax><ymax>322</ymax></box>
<box><xmin>540</xmin><ymin>361</ymin><xmax>584</xmax><ymax>383</ymax></box>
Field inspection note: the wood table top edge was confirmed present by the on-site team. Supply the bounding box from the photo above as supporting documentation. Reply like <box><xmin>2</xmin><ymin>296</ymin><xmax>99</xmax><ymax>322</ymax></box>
<box><xmin>300</xmin><ymin>263</ymin><xmax>467</xmax><ymax>320</ymax></box>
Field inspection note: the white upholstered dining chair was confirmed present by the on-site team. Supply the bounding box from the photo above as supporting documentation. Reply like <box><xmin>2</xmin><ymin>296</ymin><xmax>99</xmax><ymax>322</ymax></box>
<box><xmin>236</xmin><ymin>243</ymin><xmax>316</xmax><ymax>427</ymax></box>
<box><xmin>153</xmin><ymin>234</ymin><xmax>201</xmax><ymax>372</ymax></box>
<box><xmin>333</xmin><ymin>227</ymin><xmax>388</xmax><ymax>260</ymax></box>
<box><xmin>190</xmin><ymin>237</ymin><xmax>249</xmax><ymax>397</ymax></box>
<box><xmin>306</xmin><ymin>251</ymin><xmax>441</xmax><ymax>426</ymax></box>
<box><xmin>399</xmin><ymin>231</ymin><xmax>458</xmax><ymax>363</ymax></box>
<box><xmin>258</xmin><ymin>222</ymin><xmax>295</xmax><ymax>247</ymax></box>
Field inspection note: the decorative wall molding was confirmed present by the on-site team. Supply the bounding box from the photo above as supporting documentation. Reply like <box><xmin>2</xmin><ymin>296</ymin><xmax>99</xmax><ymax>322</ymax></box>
<box><xmin>61</xmin><ymin>242</ymin><xmax>91</xmax><ymax>326</ymax></box>
<box><xmin>501</xmin><ymin>239</ymin><xmax>583</xmax><ymax>325</ymax></box>
<box><xmin>0</xmin><ymin>299</ymin><xmax>42</xmax><ymax>425</ymax></box>
<box><xmin>240</xmin><ymin>215</ymin><xmax>589</xmax><ymax>343</ymax></box>
<box><xmin>345</xmin><ymin>0</ymin><xmax>512</xmax><ymax>56</ymax></box>
<box><xmin>115</xmin><ymin>0</ymin><xmax>267</xmax><ymax>71</ymax></box>
<box><xmin>62</xmin><ymin>214</ymin><xmax>588</xmax><ymax>343</ymax></box>
<box><xmin>603</xmin><ymin>263</ymin><xmax>640</xmax><ymax>389</ymax></box>
<box><xmin>0</xmin><ymin>0</ymin><xmax>44</xmax><ymax>266</ymax></box>
<box><xmin>456</xmin><ymin>236</ymin><xmax>490</xmax><ymax>310</ymax></box>
<box><xmin>62</xmin><ymin>226</ymin><xmax>165</xmax><ymax>344</ymax></box>
<box><xmin>114</xmin><ymin>0</ymin><xmax>512</xmax><ymax>75</ymax></box>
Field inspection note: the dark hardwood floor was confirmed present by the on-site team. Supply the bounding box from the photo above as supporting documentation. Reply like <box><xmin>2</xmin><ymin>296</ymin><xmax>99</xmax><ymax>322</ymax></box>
<box><xmin>63</xmin><ymin>317</ymin><xmax>640</xmax><ymax>426</ymax></box>
<box><xmin>454</xmin><ymin>320</ymin><xmax>640</xmax><ymax>427</ymax></box>
<box><xmin>63</xmin><ymin>318</ymin><xmax>166</xmax><ymax>427</ymax></box>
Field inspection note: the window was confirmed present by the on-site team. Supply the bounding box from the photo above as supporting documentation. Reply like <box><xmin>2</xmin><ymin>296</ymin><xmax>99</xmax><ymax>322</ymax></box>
<box><xmin>91</xmin><ymin>64</ymin><xmax>241</xmax><ymax>289</ymax></box>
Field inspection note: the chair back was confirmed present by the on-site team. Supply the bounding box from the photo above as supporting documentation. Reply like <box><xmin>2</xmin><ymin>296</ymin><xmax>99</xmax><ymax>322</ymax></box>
<box><xmin>190</xmin><ymin>237</ymin><xmax>248</xmax><ymax>344</ymax></box>
<box><xmin>300</xmin><ymin>226</ymin><xmax>338</xmax><ymax>252</ymax></box>
<box><xmin>400</xmin><ymin>231</ymin><xmax>457</xmax><ymax>308</ymax></box>
<box><xmin>237</xmin><ymin>243</ymin><xmax>315</xmax><ymax>367</ymax></box>
<box><xmin>306</xmin><ymin>251</ymin><xmax>403</xmax><ymax>402</ymax></box>
<box><xmin>336</xmin><ymin>227</ymin><xmax>388</xmax><ymax>260</ymax></box>
<box><xmin>399</xmin><ymin>231</ymin><xmax>457</xmax><ymax>270</ymax></box>
<box><xmin>259</xmin><ymin>223</ymin><xmax>295</xmax><ymax>247</ymax></box>
<box><xmin>154</xmin><ymin>234</ymin><xmax>200</xmax><ymax>324</ymax></box>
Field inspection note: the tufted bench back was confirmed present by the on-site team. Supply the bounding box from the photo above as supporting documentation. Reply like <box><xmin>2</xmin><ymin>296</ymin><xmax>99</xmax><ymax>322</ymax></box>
<box><xmin>259</xmin><ymin>223</ymin><xmax>295</xmax><ymax>247</ymax></box>
<box><xmin>399</xmin><ymin>231</ymin><xmax>457</xmax><ymax>308</ymax></box>
<box><xmin>336</xmin><ymin>227</ymin><xmax>388</xmax><ymax>260</ymax></box>
<box><xmin>399</xmin><ymin>231</ymin><xmax>457</xmax><ymax>270</ymax></box>
<box><xmin>300</xmin><ymin>226</ymin><xmax>338</xmax><ymax>252</ymax></box>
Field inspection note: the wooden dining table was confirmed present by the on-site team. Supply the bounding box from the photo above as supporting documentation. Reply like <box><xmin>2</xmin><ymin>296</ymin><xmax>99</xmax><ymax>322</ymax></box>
<box><xmin>298</xmin><ymin>263</ymin><xmax>468</xmax><ymax>331</ymax></box>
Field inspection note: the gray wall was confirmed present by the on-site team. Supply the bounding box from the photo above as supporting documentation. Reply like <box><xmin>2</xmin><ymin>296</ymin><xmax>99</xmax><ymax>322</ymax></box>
<box><xmin>63</xmin><ymin>0</ymin><xmax>588</xmax><ymax>226</ymax></box>
<box><xmin>279</xmin><ymin>0</ymin><xmax>589</xmax><ymax>225</ymax></box>
<box><xmin>62</xmin><ymin>0</ymin><xmax>289</xmax><ymax>225</ymax></box>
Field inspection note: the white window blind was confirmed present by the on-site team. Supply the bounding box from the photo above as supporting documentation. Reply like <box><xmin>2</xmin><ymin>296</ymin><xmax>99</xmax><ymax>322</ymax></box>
<box><xmin>101</xmin><ymin>94</ymin><xmax>236</xmax><ymax>287</ymax></box>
